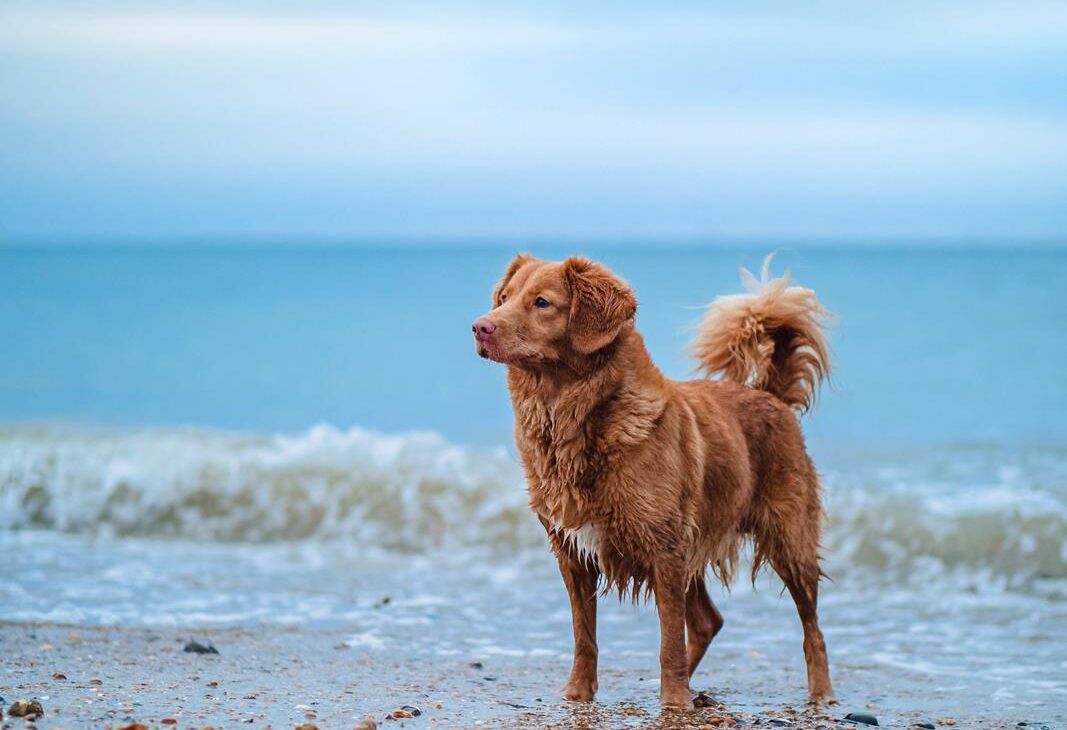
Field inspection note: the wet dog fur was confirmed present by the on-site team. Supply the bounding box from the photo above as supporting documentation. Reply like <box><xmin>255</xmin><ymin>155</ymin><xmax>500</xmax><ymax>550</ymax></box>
<box><xmin>472</xmin><ymin>254</ymin><xmax>834</xmax><ymax>709</ymax></box>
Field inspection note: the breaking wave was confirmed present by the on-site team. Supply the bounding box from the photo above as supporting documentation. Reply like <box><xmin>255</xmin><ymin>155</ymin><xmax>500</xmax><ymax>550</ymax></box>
<box><xmin>0</xmin><ymin>424</ymin><xmax>534</xmax><ymax>549</ymax></box>
<box><xmin>1</xmin><ymin>424</ymin><xmax>1065</xmax><ymax>591</ymax></box>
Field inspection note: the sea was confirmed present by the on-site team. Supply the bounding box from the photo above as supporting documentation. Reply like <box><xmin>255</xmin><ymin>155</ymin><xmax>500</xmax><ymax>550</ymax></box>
<box><xmin>1</xmin><ymin>242</ymin><xmax>1065</xmax><ymax>722</ymax></box>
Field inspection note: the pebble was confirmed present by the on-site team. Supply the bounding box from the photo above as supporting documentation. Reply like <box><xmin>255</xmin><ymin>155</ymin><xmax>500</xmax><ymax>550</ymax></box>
<box><xmin>693</xmin><ymin>691</ymin><xmax>722</xmax><ymax>709</ymax></box>
<box><xmin>843</xmin><ymin>713</ymin><xmax>878</xmax><ymax>726</ymax></box>
<box><xmin>52</xmin><ymin>672</ymin><xmax>67</xmax><ymax>680</ymax></box>
<box><xmin>389</xmin><ymin>705</ymin><xmax>422</xmax><ymax>719</ymax></box>
<box><xmin>184</xmin><ymin>640</ymin><xmax>220</xmax><ymax>655</ymax></box>
<box><xmin>911</xmin><ymin>723</ymin><xmax>935</xmax><ymax>729</ymax></box>
<box><xmin>8</xmin><ymin>699</ymin><xmax>44</xmax><ymax>718</ymax></box>
<box><xmin>353</xmin><ymin>717</ymin><xmax>378</xmax><ymax>730</ymax></box>
<box><xmin>115</xmin><ymin>723</ymin><xmax>148</xmax><ymax>730</ymax></box>
<box><xmin>295</xmin><ymin>724</ymin><xmax>320</xmax><ymax>730</ymax></box>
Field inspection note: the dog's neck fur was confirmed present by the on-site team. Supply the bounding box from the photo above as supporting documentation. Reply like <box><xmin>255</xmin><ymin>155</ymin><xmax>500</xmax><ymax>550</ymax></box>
<box><xmin>506</xmin><ymin>325</ymin><xmax>668</xmax><ymax>529</ymax></box>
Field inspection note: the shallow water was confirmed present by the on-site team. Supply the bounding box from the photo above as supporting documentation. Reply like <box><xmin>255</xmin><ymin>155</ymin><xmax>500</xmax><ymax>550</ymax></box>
<box><xmin>4</xmin><ymin>530</ymin><xmax>1065</xmax><ymax>726</ymax></box>
<box><xmin>2</xmin><ymin>243</ymin><xmax>1066</xmax><ymax>724</ymax></box>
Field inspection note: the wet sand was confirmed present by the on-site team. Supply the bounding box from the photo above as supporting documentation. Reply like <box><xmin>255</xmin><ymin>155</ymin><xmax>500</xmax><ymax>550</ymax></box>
<box><xmin>4</xmin><ymin>530</ymin><xmax>1065</xmax><ymax>730</ymax></box>
<box><xmin>1</xmin><ymin>619</ymin><xmax>1039</xmax><ymax>730</ymax></box>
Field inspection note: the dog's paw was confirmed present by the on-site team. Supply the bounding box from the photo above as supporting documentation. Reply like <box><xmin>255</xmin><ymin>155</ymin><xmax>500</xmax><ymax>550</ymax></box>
<box><xmin>561</xmin><ymin>679</ymin><xmax>597</xmax><ymax>702</ymax></box>
<box><xmin>806</xmin><ymin>690</ymin><xmax>837</xmax><ymax>706</ymax></box>
<box><xmin>659</xmin><ymin>687</ymin><xmax>694</xmax><ymax>711</ymax></box>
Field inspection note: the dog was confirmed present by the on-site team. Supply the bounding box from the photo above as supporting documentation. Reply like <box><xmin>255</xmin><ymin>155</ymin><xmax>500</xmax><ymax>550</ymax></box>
<box><xmin>471</xmin><ymin>253</ymin><xmax>834</xmax><ymax>709</ymax></box>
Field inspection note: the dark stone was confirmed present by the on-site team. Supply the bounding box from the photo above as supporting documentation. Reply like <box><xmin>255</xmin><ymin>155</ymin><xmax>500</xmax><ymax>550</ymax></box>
<box><xmin>399</xmin><ymin>705</ymin><xmax>421</xmax><ymax>717</ymax></box>
<box><xmin>469</xmin><ymin>661</ymin><xmax>483</xmax><ymax>670</ymax></box>
<box><xmin>7</xmin><ymin>700</ymin><xmax>43</xmax><ymax>718</ymax></box>
<box><xmin>693</xmin><ymin>691</ymin><xmax>721</xmax><ymax>709</ymax></box>
<box><xmin>912</xmin><ymin>723</ymin><xmax>935</xmax><ymax>729</ymax></box>
<box><xmin>183</xmin><ymin>640</ymin><xmax>219</xmax><ymax>655</ymax></box>
<box><xmin>843</xmin><ymin>713</ymin><xmax>878</xmax><ymax>726</ymax></box>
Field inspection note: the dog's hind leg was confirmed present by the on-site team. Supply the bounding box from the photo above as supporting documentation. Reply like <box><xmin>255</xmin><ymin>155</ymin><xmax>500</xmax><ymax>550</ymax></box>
<box><xmin>772</xmin><ymin>554</ymin><xmax>834</xmax><ymax>702</ymax></box>
<box><xmin>685</xmin><ymin>577</ymin><xmax>724</xmax><ymax>678</ymax></box>
<box><xmin>754</xmin><ymin>456</ymin><xmax>834</xmax><ymax>701</ymax></box>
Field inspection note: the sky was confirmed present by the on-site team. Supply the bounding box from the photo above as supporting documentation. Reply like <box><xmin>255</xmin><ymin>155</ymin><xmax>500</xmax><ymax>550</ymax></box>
<box><xmin>1</xmin><ymin>1</ymin><xmax>1065</xmax><ymax>241</ymax></box>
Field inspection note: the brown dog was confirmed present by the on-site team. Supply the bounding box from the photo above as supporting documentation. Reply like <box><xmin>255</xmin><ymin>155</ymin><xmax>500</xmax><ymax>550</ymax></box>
<box><xmin>472</xmin><ymin>254</ymin><xmax>833</xmax><ymax>709</ymax></box>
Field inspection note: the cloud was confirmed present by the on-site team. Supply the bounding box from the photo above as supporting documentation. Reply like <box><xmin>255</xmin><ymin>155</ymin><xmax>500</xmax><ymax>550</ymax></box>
<box><xmin>1</xmin><ymin>2</ymin><xmax>1065</xmax><ymax>238</ymax></box>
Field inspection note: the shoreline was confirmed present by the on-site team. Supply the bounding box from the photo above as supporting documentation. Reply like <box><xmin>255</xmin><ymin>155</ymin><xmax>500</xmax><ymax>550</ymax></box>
<box><xmin>1</xmin><ymin>620</ymin><xmax>1046</xmax><ymax>730</ymax></box>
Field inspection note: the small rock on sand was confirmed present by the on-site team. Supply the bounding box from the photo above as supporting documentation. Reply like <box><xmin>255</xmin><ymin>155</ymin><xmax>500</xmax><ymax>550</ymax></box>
<box><xmin>115</xmin><ymin>723</ymin><xmax>148</xmax><ymax>730</ymax></box>
<box><xmin>844</xmin><ymin>712</ymin><xmax>879</xmax><ymax>726</ymax></box>
<box><xmin>353</xmin><ymin>717</ymin><xmax>377</xmax><ymax>730</ymax></box>
<box><xmin>8</xmin><ymin>699</ymin><xmax>44</xmax><ymax>718</ymax></box>
<box><xmin>184</xmin><ymin>639</ymin><xmax>220</xmax><ymax>655</ymax></box>
<box><xmin>693</xmin><ymin>691</ymin><xmax>721</xmax><ymax>709</ymax></box>
<box><xmin>295</xmin><ymin>723</ymin><xmax>319</xmax><ymax>730</ymax></box>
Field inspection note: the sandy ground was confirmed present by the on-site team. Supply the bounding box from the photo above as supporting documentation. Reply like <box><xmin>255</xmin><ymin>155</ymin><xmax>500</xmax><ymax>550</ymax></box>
<box><xmin>0</xmin><ymin>620</ymin><xmax>1041</xmax><ymax>730</ymax></box>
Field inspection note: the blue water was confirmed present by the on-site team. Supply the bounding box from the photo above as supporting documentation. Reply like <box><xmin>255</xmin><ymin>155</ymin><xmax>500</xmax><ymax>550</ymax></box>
<box><xmin>3</xmin><ymin>243</ymin><xmax>1067</xmax><ymax>724</ymax></box>
<box><xmin>2</xmin><ymin>243</ymin><xmax>1065</xmax><ymax>454</ymax></box>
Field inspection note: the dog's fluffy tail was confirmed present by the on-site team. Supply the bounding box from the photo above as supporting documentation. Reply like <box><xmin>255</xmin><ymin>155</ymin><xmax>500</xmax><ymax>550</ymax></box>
<box><xmin>692</xmin><ymin>254</ymin><xmax>831</xmax><ymax>413</ymax></box>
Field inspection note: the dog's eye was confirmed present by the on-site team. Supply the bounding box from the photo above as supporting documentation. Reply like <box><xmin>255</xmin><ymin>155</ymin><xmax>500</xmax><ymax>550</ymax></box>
<box><xmin>534</xmin><ymin>297</ymin><xmax>550</xmax><ymax>308</ymax></box>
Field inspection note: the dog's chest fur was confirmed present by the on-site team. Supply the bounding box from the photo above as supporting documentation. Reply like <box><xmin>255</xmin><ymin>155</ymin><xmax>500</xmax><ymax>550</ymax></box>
<box><xmin>507</xmin><ymin>367</ymin><xmax>666</xmax><ymax>565</ymax></box>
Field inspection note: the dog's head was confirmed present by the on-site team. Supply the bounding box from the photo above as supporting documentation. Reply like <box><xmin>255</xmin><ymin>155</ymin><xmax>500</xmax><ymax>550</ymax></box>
<box><xmin>472</xmin><ymin>254</ymin><xmax>637</xmax><ymax>366</ymax></box>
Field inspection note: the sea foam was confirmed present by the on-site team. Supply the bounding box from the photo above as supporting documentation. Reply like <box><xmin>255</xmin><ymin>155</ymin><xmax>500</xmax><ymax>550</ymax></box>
<box><xmin>1</xmin><ymin>424</ymin><xmax>1064</xmax><ymax>591</ymax></box>
<box><xmin>0</xmin><ymin>423</ymin><xmax>534</xmax><ymax>549</ymax></box>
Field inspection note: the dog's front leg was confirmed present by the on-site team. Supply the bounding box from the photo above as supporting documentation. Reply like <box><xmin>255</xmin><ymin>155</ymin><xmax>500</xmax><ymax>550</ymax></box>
<box><xmin>654</xmin><ymin>560</ymin><xmax>693</xmax><ymax>710</ymax></box>
<box><xmin>554</xmin><ymin>549</ymin><xmax>600</xmax><ymax>701</ymax></box>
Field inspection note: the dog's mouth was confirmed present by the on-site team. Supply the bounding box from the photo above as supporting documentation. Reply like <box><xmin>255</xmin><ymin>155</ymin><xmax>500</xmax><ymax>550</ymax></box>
<box><xmin>476</xmin><ymin>340</ymin><xmax>519</xmax><ymax>364</ymax></box>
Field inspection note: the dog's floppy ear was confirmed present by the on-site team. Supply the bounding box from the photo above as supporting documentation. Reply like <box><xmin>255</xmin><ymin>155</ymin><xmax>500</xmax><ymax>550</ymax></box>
<box><xmin>492</xmin><ymin>253</ymin><xmax>534</xmax><ymax>307</ymax></box>
<box><xmin>564</xmin><ymin>256</ymin><xmax>637</xmax><ymax>354</ymax></box>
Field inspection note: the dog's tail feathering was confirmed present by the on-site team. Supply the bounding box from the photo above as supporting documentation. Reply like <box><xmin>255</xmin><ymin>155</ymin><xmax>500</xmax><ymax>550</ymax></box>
<box><xmin>692</xmin><ymin>254</ymin><xmax>832</xmax><ymax>413</ymax></box>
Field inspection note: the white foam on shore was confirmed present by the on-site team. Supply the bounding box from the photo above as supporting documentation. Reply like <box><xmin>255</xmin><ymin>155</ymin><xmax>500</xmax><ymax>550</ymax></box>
<box><xmin>1</xmin><ymin>423</ymin><xmax>1065</xmax><ymax>592</ymax></box>
<box><xmin>0</xmin><ymin>423</ymin><xmax>536</xmax><ymax>549</ymax></box>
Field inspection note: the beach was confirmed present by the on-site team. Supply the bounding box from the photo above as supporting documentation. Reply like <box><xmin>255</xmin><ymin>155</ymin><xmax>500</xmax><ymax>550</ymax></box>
<box><xmin>2</xmin><ymin>244</ymin><xmax>1066</xmax><ymax>728</ymax></box>
<box><xmin>3</xmin><ymin>549</ymin><xmax>1062</xmax><ymax>730</ymax></box>
<box><xmin>2</xmin><ymin>510</ymin><xmax>1065</xmax><ymax>729</ymax></box>
<box><xmin>5</xmin><ymin>0</ymin><xmax>1067</xmax><ymax>720</ymax></box>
